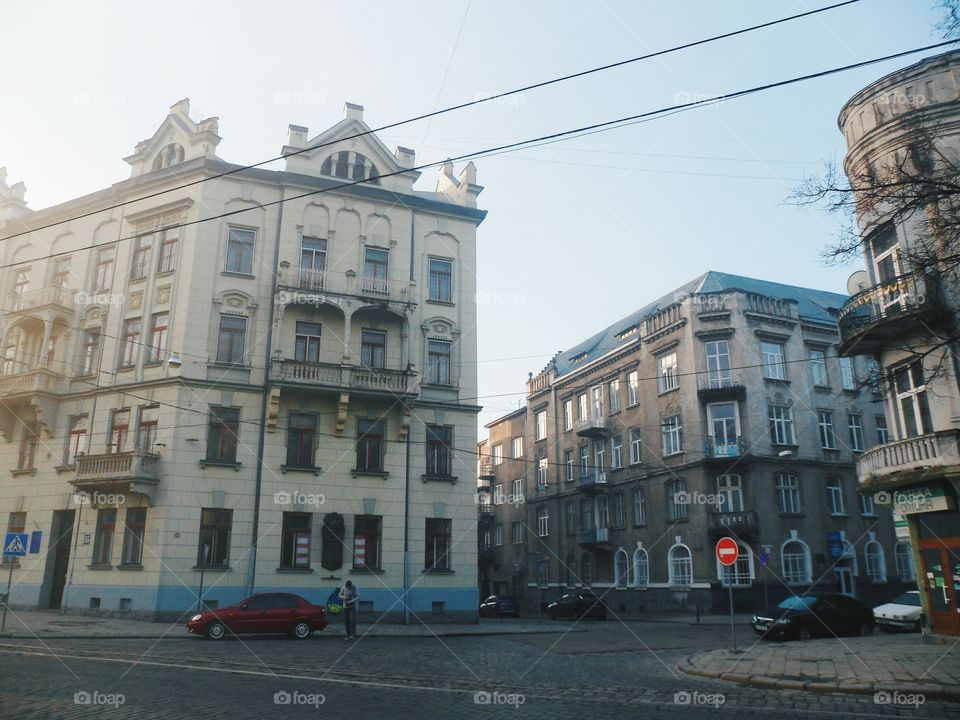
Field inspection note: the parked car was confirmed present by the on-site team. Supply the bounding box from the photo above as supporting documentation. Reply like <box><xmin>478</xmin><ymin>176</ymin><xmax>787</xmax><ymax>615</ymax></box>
<box><xmin>547</xmin><ymin>591</ymin><xmax>608</xmax><ymax>620</ymax></box>
<box><xmin>874</xmin><ymin>591</ymin><xmax>923</xmax><ymax>632</ymax></box>
<box><xmin>752</xmin><ymin>594</ymin><xmax>874</xmax><ymax>640</ymax></box>
<box><xmin>479</xmin><ymin>595</ymin><xmax>519</xmax><ymax>618</ymax></box>
<box><xmin>186</xmin><ymin>592</ymin><xmax>328</xmax><ymax>640</ymax></box>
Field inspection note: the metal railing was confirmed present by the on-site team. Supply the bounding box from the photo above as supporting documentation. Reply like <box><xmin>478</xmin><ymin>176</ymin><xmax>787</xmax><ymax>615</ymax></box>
<box><xmin>279</xmin><ymin>266</ymin><xmax>415</xmax><ymax>303</ymax></box>
<box><xmin>704</xmin><ymin>435</ymin><xmax>745</xmax><ymax>458</ymax></box>
<box><xmin>838</xmin><ymin>272</ymin><xmax>936</xmax><ymax>340</ymax></box>
<box><xmin>697</xmin><ymin>373</ymin><xmax>743</xmax><ymax>392</ymax></box>
<box><xmin>707</xmin><ymin>509</ymin><xmax>759</xmax><ymax>534</ymax></box>
<box><xmin>270</xmin><ymin>360</ymin><xmax>416</xmax><ymax>394</ymax></box>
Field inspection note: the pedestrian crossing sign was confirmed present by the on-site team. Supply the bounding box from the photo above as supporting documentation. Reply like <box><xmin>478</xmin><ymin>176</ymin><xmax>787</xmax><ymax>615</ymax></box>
<box><xmin>3</xmin><ymin>533</ymin><xmax>28</xmax><ymax>557</ymax></box>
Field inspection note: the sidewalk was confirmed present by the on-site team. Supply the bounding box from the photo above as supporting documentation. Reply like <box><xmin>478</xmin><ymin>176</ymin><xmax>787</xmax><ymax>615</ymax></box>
<box><xmin>679</xmin><ymin>632</ymin><xmax>960</xmax><ymax>702</ymax></box>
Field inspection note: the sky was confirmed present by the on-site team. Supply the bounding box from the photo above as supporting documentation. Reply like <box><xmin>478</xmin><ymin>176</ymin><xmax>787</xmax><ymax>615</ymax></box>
<box><xmin>0</xmin><ymin>0</ymin><xmax>949</xmax><ymax>432</ymax></box>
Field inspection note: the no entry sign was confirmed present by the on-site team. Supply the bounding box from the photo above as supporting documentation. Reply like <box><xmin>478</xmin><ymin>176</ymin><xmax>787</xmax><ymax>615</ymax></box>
<box><xmin>716</xmin><ymin>537</ymin><xmax>739</xmax><ymax>566</ymax></box>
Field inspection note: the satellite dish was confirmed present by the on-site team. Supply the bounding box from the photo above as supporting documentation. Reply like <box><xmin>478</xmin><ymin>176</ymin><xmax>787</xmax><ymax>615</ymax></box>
<box><xmin>846</xmin><ymin>270</ymin><xmax>870</xmax><ymax>295</ymax></box>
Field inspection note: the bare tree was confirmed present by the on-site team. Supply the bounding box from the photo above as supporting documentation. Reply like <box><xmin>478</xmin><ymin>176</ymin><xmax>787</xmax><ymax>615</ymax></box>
<box><xmin>937</xmin><ymin>0</ymin><xmax>960</xmax><ymax>39</ymax></box>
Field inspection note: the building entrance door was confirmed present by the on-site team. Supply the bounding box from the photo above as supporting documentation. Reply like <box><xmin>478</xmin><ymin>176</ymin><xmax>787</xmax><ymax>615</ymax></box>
<box><xmin>919</xmin><ymin>542</ymin><xmax>960</xmax><ymax>636</ymax></box>
<box><xmin>835</xmin><ymin>565</ymin><xmax>855</xmax><ymax>597</ymax></box>
<box><xmin>42</xmin><ymin>510</ymin><xmax>75</xmax><ymax>609</ymax></box>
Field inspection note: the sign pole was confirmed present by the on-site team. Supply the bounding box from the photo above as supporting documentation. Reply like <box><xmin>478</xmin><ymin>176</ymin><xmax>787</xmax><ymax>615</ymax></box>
<box><xmin>728</xmin><ymin>581</ymin><xmax>736</xmax><ymax>653</ymax></box>
<box><xmin>715</xmin><ymin>537</ymin><xmax>740</xmax><ymax>654</ymax></box>
<box><xmin>1</xmin><ymin>559</ymin><xmax>13</xmax><ymax>632</ymax></box>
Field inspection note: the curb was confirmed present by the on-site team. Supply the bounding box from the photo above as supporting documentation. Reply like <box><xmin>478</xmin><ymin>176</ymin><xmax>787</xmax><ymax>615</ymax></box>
<box><xmin>677</xmin><ymin>660</ymin><xmax>960</xmax><ymax>703</ymax></box>
<box><xmin>0</xmin><ymin>628</ymin><xmax>581</xmax><ymax>641</ymax></box>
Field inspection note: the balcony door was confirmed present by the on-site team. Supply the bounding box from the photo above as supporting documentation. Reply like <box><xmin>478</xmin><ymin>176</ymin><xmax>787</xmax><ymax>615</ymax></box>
<box><xmin>362</xmin><ymin>247</ymin><xmax>389</xmax><ymax>295</ymax></box>
<box><xmin>300</xmin><ymin>237</ymin><xmax>326</xmax><ymax>290</ymax></box>
<box><xmin>716</xmin><ymin>474</ymin><xmax>743</xmax><ymax>513</ymax></box>
<box><xmin>871</xmin><ymin>225</ymin><xmax>907</xmax><ymax>314</ymax></box>
<box><xmin>590</xmin><ymin>385</ymin><xmax>604</xmax><ymax>419</ymax></box>
<box><xmin>704</xmin><ymin>340</ymin><xmax>731</xmax><ymax>388</ymax></box>
<box><xmin>707</xmin><ymin>402</ymin><xmax>740</xmax><ymax>456</ymax></box>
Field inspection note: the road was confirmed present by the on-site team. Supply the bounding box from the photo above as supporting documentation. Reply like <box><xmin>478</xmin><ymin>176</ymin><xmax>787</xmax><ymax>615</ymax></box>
<box><xmin>0</xmin><ymin>618</ymin><xmax>956</xmax><ymax>719</ymax></box>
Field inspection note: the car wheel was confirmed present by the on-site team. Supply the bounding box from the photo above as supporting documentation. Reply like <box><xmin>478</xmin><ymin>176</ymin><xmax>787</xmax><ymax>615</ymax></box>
<box><xmin>291</xmin><ymin>620</ymin><xmax>312</xmax><ymax>639</ymax></box>
<box><xmin>205</xmin><ymin>621</ymin><xmax>226</xmax><ymax>640</ymax></box>
<box><xmin>858</xmin><ymin>622</ymin><xmax>872</xmax><ymax>637</ymax></box>
<box><xmin>796</xmin><ymin>625</ymin><xmax>811</xmax><ymax>641</ymax></box>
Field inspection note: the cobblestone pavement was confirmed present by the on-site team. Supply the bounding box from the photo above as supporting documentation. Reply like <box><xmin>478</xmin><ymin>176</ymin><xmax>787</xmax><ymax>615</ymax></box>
<box><xmin>1</xmin><ymin>622</ymin><xmax>959</xmax><ymax>719</ymax></box>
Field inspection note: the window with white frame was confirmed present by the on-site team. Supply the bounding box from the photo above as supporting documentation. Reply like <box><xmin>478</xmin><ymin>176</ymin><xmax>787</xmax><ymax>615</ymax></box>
<box><xmin>493</xmin><ymin>444</ymin><xmax>503</xmax><ymax>465</ymax></box>
<box><xmin>768</xmin><ymin>404</ymin><xmax>795</xmax><ymax>445</ymax></box>
<box><xmin>535</xmin><ymin>411</ymin><xmax>546</xmax><ymax>441</ymax></box>
<box><xmin>593</xmin><ymin>440</ymin><xmax>605</xmax><ymax>477</ymax></box>
<box><xmin>716</xmin><ymin>474</ymin><xmax>743</xmax><ymax>513</ymax></box>
<box><xmin>537</xmin><ymin>507</ymin><xmax>549</xmax><ymax>537</ymax></box>
<box><xmin>493</xmin><ymin>523</ymin><xmax>503</xmax><ymax>546</ymax></box>
<box><xmin>860</xmin><ymin>492</ymin><xmax>876</xmax><ymax>516</ymax></box>
<box><xmin>512</xmin><ymin>436</ymin><xmax>523</xmax><ymax>459</ymax></box>
<box><xmin>629</xmin><ymin>428</ymin><xmax>642</xmax><ymax>465</ymax></box>
<box><xmin>826</xmin><ymin>477</ymin><xmax>845</xmax><ymax>515</ymax></box>
<box><xmin>719</xmin><ymin>542</ymin><xmax>753</xmax><ymax>586</ymax></box>
<box><xmin>894</xmin><ymin>360</ymin><xmax>933</xmax><ymax>438</ymax></box>
<box><xmin>615</xmin><ymin>550</ymin><xmax>629</xmax><ymax>589</ymax></box>
<box><xmin>564</xmin><ymin>449</ymin><xmax>574</xmax><ymax>481</ymax></box>
<box><xmin>776</xmin><ymin>473</ymin><xmax>801</xmax><ymax>514</ymax></box>
<box><xmin>864</xmin><ymin>541</ymin><xmax>886</xmax><ymax>582</ymax></box>
<box><xmin>596</xmin><ymin>495</ymin><xmax>609</xmax><ymax>529</ymax></box>
<box><xmin>611</xmin><ymin>435</ymin><xmax>622</xmax><ymax>469</ymax></box>
<box><xmin>511</xmin><ymin>478</ymin><xmax>523</xmax><ymax>502</ymax></box>
<box><xmin>704</xmin><ymin>340</ymin><xmax>732</xmax><ymax>388</ymax></box>
<box><xmin>590</xmin><ymin>385</ymin><xmax>604</xmax><ymax>417</ymax></box>
<box><xmin>876</xmin><ymin>415</ymin><xmax>889</xmax><ymax>445</ymax></box>
<box><xmin>668</xmin><ymin>543</ymin><xmax>692</xmax><ymax>586</ymax></box>
<box><xmin>493</xmin><ymin>484</ymin><xmax>504</xmax><ymax>505</ymax></box>
<box><xmin>613</xmin><ymin>491</ymin><xmax>626</xmax><ymax>528</ymax></box>
<box><xmin>662</xmin><ymin>415</ymin><xmax>683</xmax><ymax>456</ymax></box>
<box><xmin>563</xmin><ymin>400</ymin><xmax>573</xmax><ymax>431</ymax></box>
<box><xmin>658</xmin><ymin>353</ymin><xmax>679</xmax><ymax>393</ymax></box>
<box><xmin>808</xmin><ymin>348</ymin><xmax>828</xmax><ymax>386</ymax></box>
<box><xmin>781</xmin><ymin>540</ymin><xmax>811</xmax><ymax>584</ymax></box>
<box><xmin>666</xmin><ymin>478</ymin><xmax>687</xmax><ymax>521</ymax></box>
<box><xmin>894</xmin><ymin>542</ymin><xmax>914</xmax><ymax>581</ymax></box>
<box><xmin>609</xmin><ymin>380</ymin><xmax>621</xmax><ymax>414</ymax></box>
<box><xmin>818</xmin><ymin>410</ymin><xmax>836</xmax><ymax>449</ymax></box>
<box><xmin>840</xmin><ymin>357</ymin><xmax>857</xmax><ymax>390</ymax></box>
<box><xmin>577</xmin><ymin>393</ymin><xmax>587</xmax><ymax>420</ymax></box>
<box><xmin>633</xmin><ymin>487</ymin><xmax>646</xmax><ymax>526</ymax></box>
<box><xmin>761</xmin><ymin>341</ymin><xmax>786</xmax><ymax>380</ymax></box>
<box><xmin>633</xmin><ymin>547</ymin><xmax>649</xmax><ymax>587</ymax></box>
<box><xmin>225</xmin><ymin>227</ymin><xmax>256</xmax><ymax>274</ymax></box>
<box><xmin>579</xmin><ymin>445</ymin><xmax>589</xmax><ymax>478</ymax></box>
<box><xmin>627</xmin><ymin>370</ymin><xmax>639</xmax><ymax>406</ymax></box>
<box><xmin>848</xmin><ymin>413</ymin><xmax>864</xmax><ymax>452</ymax></box>
<box><xmin>536</xmin><ymin>458</ymin><xmax>548</xmax><ymax>490</ymax></box>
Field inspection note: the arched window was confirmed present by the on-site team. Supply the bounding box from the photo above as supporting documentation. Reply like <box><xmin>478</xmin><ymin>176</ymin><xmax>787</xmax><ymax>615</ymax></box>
<box><xmin>841</xmin><ymin>540</ymin><xmax>859</xmax><ymax>575</ymax></box>
<box><xmin>614</xmin><ymin>549</ymin><xmax>629</xmax><ymax>589</ymax></box>
<box><xmin>565</xmin><ymin>553</ymin><xmax>576</xmax><ymax>588</ymax></box>
<box><xmin>320</xmin><ymin>151</ymin><xmax>381</xmax><ymax>185</ymax></box>
<box><xmin>152</xmin><ymin>143</ymin><xmax>185</xmax><ymax>171</ymax></box>
<box><xmin>894</xmin><ymin>542</ymin><xmax>915</xmax><ymax>581</ymax></box>
<box><xmin>582</xmin><ymin>554</ymin><xmax>593</xmax><ymax>587</ymax></box>
<box><xmin>632</xmin><ymin>547</ymin><xmax>649</xmax><ymax>588</ymax></box>
<box><xmin>781</xmin><ymin>539</ymin><xmax>811</xmax><ymax>585</ymax></box>
<box><xmin>865</xmin><ymin>540</ymin><xmax>886</xmax><ymax>582</ymax></box>
<box><xmin>668</xmin><ymin>543</ymin><xmax>692</xmax><ymax>586</ymax></box>
<box><xmin>717</xmin><ymin>541</ymin><xmax>754</xmax><ymax>586</ymax></box>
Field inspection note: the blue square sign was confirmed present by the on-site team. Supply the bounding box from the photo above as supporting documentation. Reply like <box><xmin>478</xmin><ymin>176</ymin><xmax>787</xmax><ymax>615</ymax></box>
<box><xmin>3</xmin><ymin>533</ymin><xmax>28</xmax><ymax>557</ymax></box>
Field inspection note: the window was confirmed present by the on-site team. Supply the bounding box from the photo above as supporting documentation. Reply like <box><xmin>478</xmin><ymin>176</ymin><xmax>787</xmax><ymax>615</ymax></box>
<box><xmin>629</xmin><ymin>428</ymin><xmax>642</xmax><ymax>465</ymax></box>
<box><xmin>761</xmin><ymin>341</ymin><xmax>786</xmax><ymax>380</ymax></box>
<box><xmin>768</xmin><ymin>404</ymin><xmax>795</xmax><ymax>445</ymax></box>
<box><xmin>511</xmin><ymin>478</ymin><xmax>523</xmax><ymax>502</ymax></box>
<box><xmin>537</xmin><ymin>507</ymin><xmax>549</xmax><ymax>537</ymax></box>
<box><xmin>362</xmin><ymin>247</ymin><xmax>389</xmax><ymax>295</ymax></box>
<box><xmin>225</xmin><ymin>227</ymin><xmax>256</xmax><ymax>274</ymax></box>
<box><xmin>564</xmin><ymin>449</ymin><xmax>574</xmax><ymax>481</ymax></box>
<box><xmin>425</xmin><ymin>518</ymin><xmax>452</xmax><ymax>571</ymax></box>
<box><xmin>511</xmin><ymin>436</ymin><xmax>523</xmax><ymax>459</ymax></box>
<box><xmin>609</xmin><ymin>380</ymin><xmax>621</xmax><ymax>414</ymax></box>
<box><xmin>198</xmin><ymin>508</ymin><xmax>233</xmax><ymax>567</ymax></box>
<box><xmin>865</xmin><ymin>541</ymin><xmax>886</xmax><ymax>582</ymax></box>
<box><xmin>511</xmin><ymin>521</ymin><xmax>524</xmax><ymax>544</ymax></box>
<box><xmin>131</xmin><ymin>235</ymin><xmax>153</xmax><ymax>279</ymax></box>
<box><xmin>281</xmin><ymin>512</ymin><xmax>312</xmax><ymax>569</ymax></box>
<box><xmin>719</xmin><ymin>543</ymin><xmax>753</xmax><ymax>587</ymax></box>
<box><xmin>860</xmin><ymin>492</ymin><xmax>876</xmax><ymax>516</ymax></box>
<box><xmin>704</xmin><ymin>340</ymin><xmax>731</xmax><ymax>387</ymax></box>
<box><xmin>590</xmin><ymin>385</ymin><xmax>604</xmax><ymax>417</ymax></box>
<box><xmin>493</xmin><ymin>444</ymin><xmax>503</xmax><ymax>465</ymax></box>
<box><xmin>565</xmin><ymin>554</ymin><xmax>576</xmax><ymax>587</ymax></box>
<box><xmin>206</xmin><ymin>407</ymin><xmax>239</xmax><ymax>463</ymax></box>
<box><xmin>80</xmin><ymin>328</ymin><xmax>101</xmax><ymax>374</ymax></box>
<box><xmin>716</xmin><ymin>474</ymin><xmax>743</xmax><ymax>513</ymax></box>
<box><xmin>577</xmin><ymin>394</ymin><xmax>587</xmax><ymax>420</ymax></box>
<box><xmin>579</xmin><ymin>445</ymin><xmax>589</xmax><ymax>478</ymax></box>
<box><xmin>108</xmin><ymin>409</ymin><xmax>130</xmax><ymax>454</ymax></box>
<box><xmin>613</xmin><ymin>491</ymin><xmax>626</xmax><ymax>528</ymax></box>
<box><xmin>826</xmin><ymin>477</ymin><xmax>846</xmax><ymax>515</ymax></box>
<box><xmin>536</xmin><ymin>458</ymin><xmax>548</xmax><ymax>490</ymax></box>
<box><xmin>427</xmin><ymin>340</ymin><xmax>452</xmax><ymax>385</ymax></box>
<box><xmin>611</xmin><ymin>435</ymin><xmax>623</xmax><ymax>469</ymax></box>
<box><xmin>596</xmin><ymin>495</ymin><xmax>609</xmax><ymax>529</ymax></box>
<box><xmin>286</xmin><ymin>413</ymin><xmax>317</xmax><ymax>468</ymax></box>
<box><xmin>662</xmin><ymin>415</ymin><xmax>683</xmax><ymax>456</ymax></box>
<box><xmin>781</xmin><ymin>540</ymin><xmax>811</xmax><ymax>584</ymax></box>
<box><xmin>840</xmin><ymin>357</ymin><xmax>857</xmax><ymax>390</ymax></box>
<box><xmin>158</xmin><ymin>229</ymin><xmax>178</xmax><ymax>273</ymax></box>
<box><xmin>894</xmin><ymin>360</ymin><xmax>933</xmax><ymax>438</ymax></box>
<box><xmin>633</xmin><ymin>547</ymin><xmax>649</xmax><ymax>588</ymax></box>
<box><xmin>17</xmin><ymin>421</ymin><xmax>38</xmax><ymax>470</ymax></box>
<box><xmin>707</xmin><ymin>402</ymin><xmax>739</xmax><ymax>456</ymax></box>
<box><xmin>633</xmin><ymin>487</ymin><xmax>646</xmax><ymax>526</ymax></box>
<box><xmin>818</xmin><ymin>411</ymin><xmax>836</xmax><ymax>449</ymax></box>
<box><xmin>353</xmin><ymin>515</ymin><xmax>382</xmax><ymax>570</ymax></box>
<box><xmin>565</xmin><ymin>501</ymin><xmax>576</xmax><ymax>535</ymax></box>
<box><xmin>11</xmin><ymin>268</ymin><xmax>29</xmax><ymax>308</ymax></box>
<box><xmin>360</xmin><ymin>330</ymin><xmax>385</xmax><ymax>369</ymax></box>
<box><xmin>137</xmin><ymin>406</ymin><xmax>159</xmax><ymax>453</ymax></box>
<box><xmin>562</xmin><ymin>400</ymin><xmax>573</xmax><ymax>431</ymax></box>
<box><xmin>493</xmin><ymin>484</ymin><xmax>504</xmax><ymax>505</ymax></box>
<box><xmin>52</xmin><ymin>257</ymin><xmax>70</xmax><ymax>287</ymax></box>
<box><xmin>65</xmin><ymin>415</ymin><xmax>88</xmax><ymax>466</ymax></box>
<box><xmin>668</xmin><ymin>544</ymin><xmax>692</xmax><ymax>586</ymax></box>
<box><xmin>120</xmin><ymin>318</ymin><xmax>141</xmax><ymax>367</ymax></box>
<box><xmin>216</xmin><ymin>315</ymin><xmax>246</xmax><ymax>364</ymax></box>
<box><xmin>666</xmin><ymin>478</ymin><xmax>688</xmax><ymax>521</ymax></box>
<box><xmin>356</xmin><ymin>419</ymin><xmax>384</xmax><ymax>472</ymax></box>
<box><xmin>809</xmin><ymin>349</ymin><xmax>828</xmax><ymax>386</ymax></box>
<box><xmin>580</xmin><ymin>499</ymin><xmax>593</xmax><ymax>531</ymax></box>
<box><xmin>92</xmin><ymin>509</ymin><xmax>116</xmax><ymax>565</ymax></box>
<box><xmin>493</xmin><ymin>523</ymin><xmax>504</xmax><ymax>545</ymax></box>
<box><xmin>776</xmin><ymin>473</ymin><xmax>801</xmax><ymax>514</ymax></box>
<box><xmin>894</xmin><ymin>542</ymin><xmax>915</xmax><ymax>581</ymax></box>
<box><xmin>426</xmin><ymin>425</ymin><xmax>453</xmax><ymax>476</ymax></box>
<box><xmin>6</xmin><ymin>512</ymin><xmax>25</xmax><ymax>544</ymax></box>
<box><xmin>615</xmin><ymin>550</ymin><xmax>629</xmax><ymax>589</ymax></box>
<box><xmin>848</xmin><ymin>414</ymin><xmax>864</xmax><ymax>452</ymax></box>
<box><xmin>294</xmin><ymin>321</ymin><xmax>321</xmax><ymax>362</ymax></box>
<box><xmin>535</xmin><ymin>410</ymin><xmax>546</xmax><ymax>441</ymax></box>
<box><xmin>94</xmin><ymin>247</ymin><xmax>115</xmax><ymax>291</ymax></box>
<box><xmin>627</xmin><ymin>370</ymin><xmax>639</xmax><ymax>406</ymax></box>
<box><xmin>876</xmin><ymin>414</ymin><xmax>889</xmax><ymax>445</ymax></box>
<box><xmin>658</xmin><ymin>353</ymin><xmax>678</xmax><ymax>393</ymax></box>
<box><xmin>593</xmin><ymin>440</ymin><xmax>605</xmax><ymax>477</ymax></box>
<box><xmin>121</xmin><ymin>508</ymin><xmax>146</xmax><ymax>566</ymax></box>
<box><xmin>582</xmin><ymin>555</ymin><xmax>594</xmax><ymax>587</ymax></box>
<box><xmin>428</xmin><ymin>258</ymin><xmax>453</xmax><ymax>302</ymax></box>
<box><xmin>147</xmin><ymin>313</ymin><xmax>168</xmax><ymax>364</ymax></box>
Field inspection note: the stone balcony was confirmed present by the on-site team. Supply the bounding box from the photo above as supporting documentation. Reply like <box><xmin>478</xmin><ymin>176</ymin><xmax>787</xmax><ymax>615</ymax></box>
<box><xmin>0</xmin><ymin>368</ymin><xmax>65</xmax><ymax>398</ymax></box>
<box><xmin>277</xmin><ymin>267</ymin><xmax>416</xmax><ymax>306</ymax></box>
<box><xmin>697</xmin><ymin>373</ymin><xmax>746</xmax><ymax>400</ymax></box>
<box><xmin>579</xmin><ymin>527</ymin><xmax>611</xmax><ymax>549</ymax></box>
<box><xmin>8</xmin><ymin>285</ymin><xmax>77</xmax><ymax>315</ymax></box>
<box><xmin>72</xmin><ymin>450</ymin><xmax>161</xmax><ymax>504</ymax></box>
<box><xmin>269</xmin><ymin>360</ymin><xmax>418</xmax><ymax>398</ymax></box>
<box><xmin>578</xmin><ymin>472</ymin><xmax>608</xmax><ymax>493</ymax></box>
<box><xmin>856</xmin><ymin>430</ymin><xmax>960</xmax><ymax>489</ymax></box>
<box><xmin>707</xmin><ymin>509</ymin><xmax>759</xmax><ymax>537</ymax></box>
<box><xmin>575</xmin><ymin>414</ymin><xmax>610</xmax><ymax>438</ymax></box>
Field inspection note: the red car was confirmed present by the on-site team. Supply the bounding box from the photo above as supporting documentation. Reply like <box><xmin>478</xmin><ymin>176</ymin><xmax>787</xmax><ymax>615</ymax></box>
<box><xmin>186</xmin><ymin>592</ymin><xmax>327</xmax><ymax>640</ymax></box>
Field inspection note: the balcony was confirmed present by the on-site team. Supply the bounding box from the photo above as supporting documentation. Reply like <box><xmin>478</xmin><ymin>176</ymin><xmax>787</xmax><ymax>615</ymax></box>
<box><xmin>0</xmin><ymin>368</ymin><xmax>64</xmax><ymax>398</ymax></box>
<box><xmin>579</xmin><ymin>527</ymin><xmax>611</xmax><ymax>548</ymax></box>
<box><xmin>478</xmin><ymin>460</ymin><xmax>495</xmax><ymax>479</ymax></box>
<box><xmin>837</xmin><ymin>272</ymin><xmax>944</xmax><ymax>355</ymax></box>
<box><xmin>269</xmin><ymin>360</ymin><xmax>418</xmax><ymax>397</ymax></box>
<box><xmin>707</xmin><ymin>509</ymin><xmax>759</xmax><ymax>537</ymax></box>
<box><xmin>856</xmin><ymin>430</ymin><xmax>960</xmax><ymax>488</ymax></box>
<box><xmin>477</xmin><ymin>501</ymin><xmax>496</xmax><ymax>518</ymax></box>
<box><xmin>278</xmin><ymin>267</ymin><xmax>416</xmax><ymax>307</ymax></box>
<box><xmin>576</xmin><ymin>414</ymin><xmax>610</xmax><ymax>438</ymax></box>
<box><xmin>72</xmin><ymin>450</ymin><xmax>161</xmax><ymax>503</ymax></box>
<box><xmin>703</xmin><ymin>436</ymin><xmax>746</xmax><ymax>460</ymax></box>
<box><xmin>697</xmin><ymin>373</ymin><xmax>745</xmax><ymax>400</ymax></box>
<box><xmin>578</xmin><ymin>472</ymin><xmax>608</xmax><ymax>493</ymax></box>
<box><xmin>8</xmin><ymin>285</ymin><xmax>76</xmax><ymax>315</ymax></box>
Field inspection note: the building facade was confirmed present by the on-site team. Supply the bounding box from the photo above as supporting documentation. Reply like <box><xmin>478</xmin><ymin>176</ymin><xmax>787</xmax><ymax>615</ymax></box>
<box><xmin>0</xmin><ymin>99</ymin><xmax>485</xmax><ymax>621</ymax></box>
<box><xmin>482</xmin><ymin>272</ymin><xmax>907</xmax><ymax>614</ymax></box>
<box><xmin>836</xmin><ymin>49</ymin><xmax>960</xmax><ymax>637</ymax></box>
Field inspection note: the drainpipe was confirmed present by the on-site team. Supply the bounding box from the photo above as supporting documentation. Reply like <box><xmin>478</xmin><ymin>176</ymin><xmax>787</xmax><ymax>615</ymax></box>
<box><xmin>246</xmin><ymin>182</ymin><xmax>285</xmax><ymax>595</ymax></box>
<box><xmin>402</xmin><ymin>210</ymin><xmax>415</xmax><ymax>624</ymax></box>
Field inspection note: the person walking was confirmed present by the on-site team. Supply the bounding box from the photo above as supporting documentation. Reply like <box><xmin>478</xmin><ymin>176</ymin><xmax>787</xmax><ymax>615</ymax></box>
<box><xmin>341</xmin><ymin>580</ymin><xmax>358</xmax><ymax>639</ymax></box>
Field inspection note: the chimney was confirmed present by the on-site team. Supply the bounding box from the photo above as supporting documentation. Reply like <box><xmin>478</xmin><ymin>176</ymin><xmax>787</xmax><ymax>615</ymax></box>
<box><xmin>343</xmin><ymin>102</ymin><xmax>364</xmax><ymax>121</ymax></box>
<box><xmin>395</xmin><ymin>146</ymin><xmax>415</xmax><ymax>169</ymax></box>
<box><xmin>287</xmin><ymin>124</ymin><xmax>309</xmax><ymax>149</ymax></box>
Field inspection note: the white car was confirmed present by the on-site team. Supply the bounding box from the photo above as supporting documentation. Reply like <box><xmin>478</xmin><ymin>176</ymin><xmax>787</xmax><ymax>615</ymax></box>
<box><xmin>873</xmin><ymin>590</ymin><xmax>923</xmax><ymax>632</ymax></box>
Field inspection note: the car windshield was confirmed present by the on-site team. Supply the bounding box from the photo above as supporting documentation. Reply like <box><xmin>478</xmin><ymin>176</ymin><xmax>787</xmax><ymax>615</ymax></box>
<box><xmin>777</xmin><ymin>596</ymin><xmax>818</xmax><ymax>610</ymax></box>
<box><xmin>891</xmin><ymin>593</ymin><xmax>922</xmax><ymax>607</ymax></box>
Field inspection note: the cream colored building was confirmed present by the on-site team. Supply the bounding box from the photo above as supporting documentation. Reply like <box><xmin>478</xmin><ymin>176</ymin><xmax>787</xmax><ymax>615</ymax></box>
<box><xmin>0</xmin><ymin>99</ymin><xmax>485</xmax><ymax>621</ymax></box>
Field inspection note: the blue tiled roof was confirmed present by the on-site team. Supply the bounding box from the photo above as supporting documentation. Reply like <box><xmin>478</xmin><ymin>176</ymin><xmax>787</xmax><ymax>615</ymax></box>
<box><xmin>550</xmin><ymin>271</ymin><xmax>847</xmax><ymax>380</ymax></box>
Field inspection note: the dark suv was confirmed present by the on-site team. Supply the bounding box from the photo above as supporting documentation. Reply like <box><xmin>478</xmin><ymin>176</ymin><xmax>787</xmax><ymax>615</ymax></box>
<box><xmin>479</xmin><ymin>595</ymin><xmax>520</xmax><ymax>618</ymax></box>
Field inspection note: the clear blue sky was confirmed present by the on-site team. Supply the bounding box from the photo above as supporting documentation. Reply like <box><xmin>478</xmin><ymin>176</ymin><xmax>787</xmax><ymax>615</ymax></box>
<box><xmin>0</xmin><ymin>0</ymin><xmax>947</xmax><ymax>429</ymax></box>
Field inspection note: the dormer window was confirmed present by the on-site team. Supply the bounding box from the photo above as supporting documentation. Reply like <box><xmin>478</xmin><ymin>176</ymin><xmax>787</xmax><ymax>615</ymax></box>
<box><xmin>152</xmin><ymin>143</ymin><xmax>185</xmax><ymax>171</ymax></box>
<box><xmin>320</xmin><ymin>151</ymin><xmax>380</xmax><ymax>185</ymax></box>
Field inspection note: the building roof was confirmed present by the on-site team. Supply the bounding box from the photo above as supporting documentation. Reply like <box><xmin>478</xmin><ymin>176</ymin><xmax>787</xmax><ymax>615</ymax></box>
<box><xmin>549</xmin><ymin>270</ymin><xmax>847</xmax><ymax>380</ymax></box>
